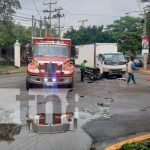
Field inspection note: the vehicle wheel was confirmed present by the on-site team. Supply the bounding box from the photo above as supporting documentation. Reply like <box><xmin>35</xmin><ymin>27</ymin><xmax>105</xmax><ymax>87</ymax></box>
<box><xmin>68</xmin><ymin>78</ymin><xmax>73</xmax><ymax>88</ymax></box>
<box><xmin>90</xmin><ymin>76</ymin><xmax>94</xmax><ymax>80</ymax></box>
<box><xmin>116</xmin><ymin>74</ymin><xmax>123</xmax><ymax>78</ymax></box>
<box><xmin>26</xmin><ymin>79</ymin><xmax>33</xmax><ymax>90</ymax></box>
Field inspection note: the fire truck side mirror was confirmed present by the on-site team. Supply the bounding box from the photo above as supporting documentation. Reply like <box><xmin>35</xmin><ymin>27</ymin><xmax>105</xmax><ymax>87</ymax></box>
<box><xmin>27</xmin><ymin>57</ymin><xmax>32</xmax><ymax>64</ymax></box>
<box><xmin>70</xmin><ymin>57</ymin><xmax>75</xmax><ymax>65</ymax></box>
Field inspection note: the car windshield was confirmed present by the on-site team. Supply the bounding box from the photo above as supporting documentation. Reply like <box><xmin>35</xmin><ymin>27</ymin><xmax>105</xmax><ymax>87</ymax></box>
<box><xmin>103</xmin><ymin>53</ymin><xmax>125</xmax><ymax>62</ymax></box>
<box><xmin>34</xmin><ymin>44</ymin><xmax>69</xmax><ymax>57</ymax></box>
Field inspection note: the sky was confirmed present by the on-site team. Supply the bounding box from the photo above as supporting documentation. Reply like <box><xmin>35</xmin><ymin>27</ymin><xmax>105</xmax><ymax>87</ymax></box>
<box><xmin>14</xmin><ymin>0</ymin><xmax>149</xmax><ymax>29</ymax></box>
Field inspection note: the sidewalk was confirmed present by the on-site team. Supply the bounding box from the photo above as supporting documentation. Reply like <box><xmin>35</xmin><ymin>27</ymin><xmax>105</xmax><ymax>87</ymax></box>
<box><xmin>0</xmin><ymin>66</ymin><xmax>26</xmax><ymax>75</ymax></box>
<box><xmin>140</xmin><ymin>64</ymin><xmax>150</xmax><ymax>75</ymax></box>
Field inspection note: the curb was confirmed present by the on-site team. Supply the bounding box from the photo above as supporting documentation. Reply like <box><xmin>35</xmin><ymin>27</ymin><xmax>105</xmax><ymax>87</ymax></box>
<box><xmin>105</xmin><ymin>134</ymin><xmax>150</xmax><ymax>150</ymax></box>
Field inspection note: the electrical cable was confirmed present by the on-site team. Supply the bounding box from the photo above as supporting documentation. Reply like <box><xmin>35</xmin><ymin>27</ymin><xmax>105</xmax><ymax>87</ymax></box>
<box><xmin>65</xmin><ymin>12</ymin><xmax>121</xmax><ymax>18</ymax></box>
<box><xmin>17</xmin><ymin>6</ymin><xmax>121</xmax><ymax>18</ymax></box>
<box><xmin>12</xmin><ymin>14</ymin><xmax>44</xmax><ymax>22</ymax></box>
<box><xmin>33</xmin><ymin>0</ymin><xmax>42</xmax><ymax>18</ymax></box>
<box><xmin>136</xmin><ymin>0</ymin><xmax>143</xmax><ymax>11</ymax></box>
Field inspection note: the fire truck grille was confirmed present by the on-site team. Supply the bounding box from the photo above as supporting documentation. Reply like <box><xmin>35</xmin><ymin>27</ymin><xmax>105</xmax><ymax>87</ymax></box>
<box><xmin>45</xmin><ymin>63</ymin><xmax>57</xmax><ymax>74</ymax></box>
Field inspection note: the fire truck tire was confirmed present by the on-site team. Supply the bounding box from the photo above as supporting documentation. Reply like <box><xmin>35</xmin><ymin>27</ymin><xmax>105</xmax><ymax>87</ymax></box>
<box><xmin>26</xmin><ymin>79</ymin><xmax>33</xmax><ymax>90</ymax></box>
<box><xmin>67</xmin><ymin>78</ymin><xmax>73</xmax><ymax>88</ymax></box>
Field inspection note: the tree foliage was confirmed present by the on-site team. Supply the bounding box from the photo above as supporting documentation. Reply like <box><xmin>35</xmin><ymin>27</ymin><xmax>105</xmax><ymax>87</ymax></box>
<box><xmin>64</xmin><ymin>25</ymin><xmax>115</xmax><ymax>45</ymax></box>
<box><xmin>0</xmin><ymin>22</ymin><xmax>57</xmax><ymax>47</ymax></box>
<box><xmin>63</xmin><ymin>16</ymin><xmax>143</xmax><ymax>54</ymax></box>
<box><xmin>0</xmin><ymin>0</ymin><xmax>21</xmax><ymax>46</ymax></box>
<box><xmin>106</xmin><ymin>16</ymin><xmax>142</xmax><ymax>54</ymax></box>
<box><xmin>0</xmin><ymin>0</ymin><xmax>21</xmax><ymax>21</ymax></box>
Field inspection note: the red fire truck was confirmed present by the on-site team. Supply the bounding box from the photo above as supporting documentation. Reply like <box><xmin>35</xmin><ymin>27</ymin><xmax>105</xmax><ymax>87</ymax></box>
<box><xmin>26</xmin><ymin>37</ymin><xmax>74</xmax><ymax>90</ymax></box>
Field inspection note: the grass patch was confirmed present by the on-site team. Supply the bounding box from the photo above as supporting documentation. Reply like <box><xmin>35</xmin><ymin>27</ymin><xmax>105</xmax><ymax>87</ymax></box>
<box><xmin>120</xmin><ymin>141</ymin><xmax>150</xmax><ymax>150</ymax></box>
<box><xmin>0</xmin><ymin>65</ymin><xmax>27</xmax><ymax>74</ymax></box>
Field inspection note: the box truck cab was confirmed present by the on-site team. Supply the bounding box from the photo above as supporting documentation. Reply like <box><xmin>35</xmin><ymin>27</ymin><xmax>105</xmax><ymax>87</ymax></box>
<box><xmin>97</xmin><ymin>52</ymin><xmax>126</xmax><ymax>77</ymax></box>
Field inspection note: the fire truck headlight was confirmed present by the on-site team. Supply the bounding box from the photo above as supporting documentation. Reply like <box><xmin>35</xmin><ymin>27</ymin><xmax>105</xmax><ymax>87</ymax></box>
<box><xmin>44</xmin><ymin>78</ymin><xmax>48</xmax><ymax>82</ymax></box>
<box><xmin>52</xmin><ymin>78</ymin><xmax>56</xmax><ymax>82</ymax></box>
<box><xmin>28</xmin><ymin>68</ymin><xmax>39</xmax><ymax>73</ymax></box>
<box><xmin>63</xmin><ymin>70</ymin><xmax>73</xmax><ymax>74</ymax></box>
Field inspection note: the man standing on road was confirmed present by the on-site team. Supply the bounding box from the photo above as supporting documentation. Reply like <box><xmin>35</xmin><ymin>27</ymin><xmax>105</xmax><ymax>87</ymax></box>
<box><xmin>80</xmin><ymin>60</ymin><xmax>87</xmax><ymax>82</ymax></box>
<box><xmin>127</xmin><ymin>57</ymin><xmax>138</xmax><ymax>84</ymax></box>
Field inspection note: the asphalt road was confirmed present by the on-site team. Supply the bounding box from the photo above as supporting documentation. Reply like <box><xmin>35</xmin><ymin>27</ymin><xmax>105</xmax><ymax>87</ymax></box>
<box><xmin>0</xmin><ymin>70</ymin><xmax>150</xmax><ymax>150</ymax></box>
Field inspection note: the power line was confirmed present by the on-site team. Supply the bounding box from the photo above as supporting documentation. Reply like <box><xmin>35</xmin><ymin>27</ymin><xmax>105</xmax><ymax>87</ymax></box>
<box><xmin>18</xmin><ymin>6</ymin><xmax>121</xmax><ymax>18</ymax></box>
<box><xmin>33</xmin><ymin>0</ymin><xmax>42</xmax><ymax>17</ymax></box>
<box><xmin>36</xmin><ymin>0</ymin><xmax>44</xmax><ymax>9</ymax></box>
<box><xmin>16</xmin><ymin>11</ymin><xmax>40</xmax><ymax>16</ymax></box>
<box><xmin>136</xmin><ymin>0</ymin><xmax>143</xmax><ymax>11</ymax></box>
<box><xmin>43</xmin><ymin>1</ymin><xmax>57</xmax><ymax>36</ymax></box>
<box><xmin>22</xmin><ymin>7</ymin><xmax>43</xmax><ymax>12</ymax></box>
<box><xmin>65</xmin><ymin>12</ymin><xmax>121</xmax><ymax>18</ymax></box>
<box><xmin>53</xmin><ymin>7</ymin><xmax>64</xmax><ymax>37</ymax></box>
<box><xmin>13</xmin><ymin>18</ymin><xmax>31</xmax><ymax>22</ymax></box>
<box><xmin>13</xmin><ymin>14</ymin><xmax>44</xmax><ymax>22</ymax></box>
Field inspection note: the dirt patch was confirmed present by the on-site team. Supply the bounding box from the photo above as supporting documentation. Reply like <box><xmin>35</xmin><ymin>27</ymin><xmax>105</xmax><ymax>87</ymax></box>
<box><xmin>0</xmin><ymin>124</ymin><xmax>21</xmax><ymax>141</ymax></box>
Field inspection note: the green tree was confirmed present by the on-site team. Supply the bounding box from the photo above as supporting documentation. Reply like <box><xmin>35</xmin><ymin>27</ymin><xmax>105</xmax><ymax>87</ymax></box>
<box><xmin>0</xmin><ymin>0</ymin><xmax>21</xmax><ymax>21</ymax></box>
<box><xmin>0</xmin><ymin>0</ymin><xmax>21</xmax><ymax>46</ymax></box>
<box><xmin>63</xmin><ymin>16</ymin><xmax>142</xmax><ymax>55</ymax></box>
<box><xmin>105</xmin><ymin>16</ymin><xmax>142</xmax><ymax>54</ymax></box>
<box><xmin>63</xmin><ymin>25</ymin><xmax>115</xmax><ymax>45</ymax></box>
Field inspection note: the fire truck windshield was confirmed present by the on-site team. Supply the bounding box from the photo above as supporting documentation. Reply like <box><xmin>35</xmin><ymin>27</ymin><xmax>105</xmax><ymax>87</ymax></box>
<box><xmin>34</xmin><ymin>44</ymin><xmax>69</xmax><ymax>57</ymax></box>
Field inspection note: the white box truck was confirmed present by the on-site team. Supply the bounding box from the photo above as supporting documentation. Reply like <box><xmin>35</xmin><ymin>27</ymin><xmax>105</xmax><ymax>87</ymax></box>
<box><xmin>75</xmin><ymin>43</ymin><xmax>126</xmax><ymax>79</ymax></box>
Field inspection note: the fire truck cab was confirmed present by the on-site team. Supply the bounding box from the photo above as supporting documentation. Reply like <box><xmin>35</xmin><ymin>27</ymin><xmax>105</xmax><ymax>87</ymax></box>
<box><xmin>26</xmin><ymin>37</ymin><xmax>74</xmax><ymax>90</ymax></box>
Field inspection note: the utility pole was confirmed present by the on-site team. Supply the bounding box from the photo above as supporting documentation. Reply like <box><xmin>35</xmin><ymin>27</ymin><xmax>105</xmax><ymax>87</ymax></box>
<box><xmin>32</xmin><ymin>15</ymin><xmax>34</xmax><ymax>38</ymax></box>
<box><xmin>31</xmin><ymin>15</ymin><xmax>37</xmax><ymax>37</ymax></box>
<box><xmin>39</xmin><ymin>18</ymin><xmax>42</xmax><ymax>37</ymax></box>
<box><xmin>54</xmin><ymin>8</ymin><xmax>64</xmax><ymax>38</ymax></box>
<box><xmin>43</xmin><ymin>1</ymin><xmax>57</xmax><ymax>36</ymax></box>
<box><xmin>78</xmin><ymin>19</ymin><xmax>88</xmax><ymax>27</ymax></box>
<box><xmin>142</xmin><ymin>6</ymin><xmax>150</xmax><ymax>69</ymax></box>
<box><xmin>44</xmin><ymin>16</ymin><xmax>48</xmax><ymax>37</ymax></box>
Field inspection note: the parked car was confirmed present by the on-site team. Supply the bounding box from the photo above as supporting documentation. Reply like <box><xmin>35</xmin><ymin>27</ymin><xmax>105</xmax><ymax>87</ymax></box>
<box><xmin>134</xmin><ymin>55</ymin><xmax>143</xmax><ymax>67</ymax></box>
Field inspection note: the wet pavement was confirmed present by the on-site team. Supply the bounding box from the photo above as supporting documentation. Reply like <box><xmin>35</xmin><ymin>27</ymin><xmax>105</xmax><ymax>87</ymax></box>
<box><xmin>0</xmin><ymin>69</ymin><xmax>150</xmax><ymax>150</ymax></box>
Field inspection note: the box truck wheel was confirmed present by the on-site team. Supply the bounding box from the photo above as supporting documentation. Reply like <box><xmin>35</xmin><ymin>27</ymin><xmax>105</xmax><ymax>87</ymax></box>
<box><xmin>26</xmin><ymin>78</ymin><xmax>33</xmax><ymax>90</ymax></box>
<box><xmin>116</xmin><ymin>74</ymin><xmax>123</xmax><ymax>78</ymax></box>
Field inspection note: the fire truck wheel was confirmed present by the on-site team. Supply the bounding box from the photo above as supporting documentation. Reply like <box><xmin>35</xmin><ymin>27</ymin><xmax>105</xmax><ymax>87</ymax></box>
<box><xmin>67</xmin><ymin>78</ymin><xmax>73</xmax><ymax>88</ymax></box>
<box><xmin>26</xmin><ymin>79</ymin><xmax>33</xmax><ymax>90</ymax></box>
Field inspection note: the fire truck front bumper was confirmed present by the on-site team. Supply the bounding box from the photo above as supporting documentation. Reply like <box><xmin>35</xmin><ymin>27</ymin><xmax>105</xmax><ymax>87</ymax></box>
<box><xmin>26</xmin><ymin>75</ymin><xmax>73</xmax><ymax>86</ymax></box>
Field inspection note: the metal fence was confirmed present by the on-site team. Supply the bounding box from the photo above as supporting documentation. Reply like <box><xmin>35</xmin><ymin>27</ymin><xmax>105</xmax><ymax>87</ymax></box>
<box><xmin>0</xmin><ymin>46</ymin><xmax>14</xmax><ymax>66</ymax></box>
<box><xmin>0</xmin><ymin>45</ymin><xmax>32</xmax><ymax>66</ymax></box>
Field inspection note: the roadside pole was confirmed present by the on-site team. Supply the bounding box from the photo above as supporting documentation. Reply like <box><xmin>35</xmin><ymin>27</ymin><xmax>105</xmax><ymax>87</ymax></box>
<box><xmin>142</xmin><ymin>6</ymin><xmax>150</xmax><ymax>70</ymax></box>
<box><xmin>144</xmin><ymin>53</ymin><xmax>148</xmax><ymax>69</ymax></box>
<box><xmin>14</xmin><ymin>40</ymin><xmax>21</xmax><ymax>68</ymax></box>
